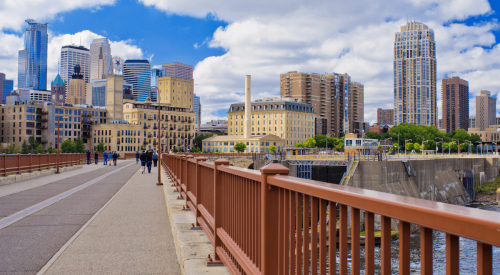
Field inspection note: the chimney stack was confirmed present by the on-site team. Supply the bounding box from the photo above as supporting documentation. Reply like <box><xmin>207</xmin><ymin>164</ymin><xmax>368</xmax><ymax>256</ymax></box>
<box><xmin>244</xmin><ymin>75</ymin><xmax>251</xmax><ymax>138</ymax></box>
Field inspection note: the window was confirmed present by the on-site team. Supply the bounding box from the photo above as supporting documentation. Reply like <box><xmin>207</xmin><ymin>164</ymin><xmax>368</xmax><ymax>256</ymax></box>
<box><xmin>26</xmin><ymin>115</ymin><xmax>35</xmax><ymax>120</ymax></box>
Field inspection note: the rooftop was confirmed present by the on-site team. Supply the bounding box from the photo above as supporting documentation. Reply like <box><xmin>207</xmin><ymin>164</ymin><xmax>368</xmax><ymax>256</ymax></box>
<box><xmin>124</xmin><ymin>59</ymin><xmax>150</xmax><ymax>64</ymax></box>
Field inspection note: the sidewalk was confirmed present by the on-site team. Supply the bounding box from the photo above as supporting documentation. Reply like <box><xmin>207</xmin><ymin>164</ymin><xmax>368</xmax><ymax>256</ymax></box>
<box><xmin>43</xmin><ymin>164</ymin><xmax>181</xmax><ymax>274</ymax></box>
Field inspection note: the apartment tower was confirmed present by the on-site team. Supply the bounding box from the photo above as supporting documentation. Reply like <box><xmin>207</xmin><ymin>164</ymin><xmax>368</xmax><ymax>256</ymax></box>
<box><xmin>475</xmin><ymin>90</ymin><xmax>496</xmax><ymax>131</ymax></box>
<box><xmin>394</xmin><ymin>21</ymin><xmax>437</xmax><ymax>126</ymax></box>
<box><xmin>162</xmin><ymin>62</ymin><xmax>193</xmax><ymax>80</ymax></box>
<box><xmin>60</xmin><ymin>45</ymin><xmax>90</xmax><ymax>92</ymax></box>
<box><xmin>18</xmin><ymin>19</ymin><xmax>48</xmax><ymax>90</ymax></box>
<box><xmin>441</xmin><ymin>77</ymin><xmax>469</xmax><ymax>132</ymax></box>
<box><xmin>377</xmin><ymin>108</ymin><xmax>394</xmax><ymax>125</ymax></box>
<box><xmin>90</xmin><ymin>38</ymin><xmax>112</xmax><ymax>81</ymax></box>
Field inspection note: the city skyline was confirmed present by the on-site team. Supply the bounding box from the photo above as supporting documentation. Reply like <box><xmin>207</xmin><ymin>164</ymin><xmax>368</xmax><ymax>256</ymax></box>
<box><xmin>1</xmin><ymin>1</ymin><xmax>500</xmax><ymax>124</ymax></box>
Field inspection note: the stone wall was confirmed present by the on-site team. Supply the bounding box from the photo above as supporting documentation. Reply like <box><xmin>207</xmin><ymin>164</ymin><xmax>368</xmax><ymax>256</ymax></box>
<box><xmin>204</xmin><ymin>156</ymin><xmax>254</xmax><ymax>169</ymax></box>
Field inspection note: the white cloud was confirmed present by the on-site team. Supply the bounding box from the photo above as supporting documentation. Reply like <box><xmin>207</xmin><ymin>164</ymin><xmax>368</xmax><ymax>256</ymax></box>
<box><xmin>142</xmin><ymin>0</ymin><xmax>498</xmax><ymax>124</ymax></box>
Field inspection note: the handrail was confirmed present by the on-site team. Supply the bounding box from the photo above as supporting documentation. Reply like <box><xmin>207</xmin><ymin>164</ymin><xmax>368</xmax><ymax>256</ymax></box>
<box><xmin>161</xmin><ymin>153</ymin><xmax>500</xmax><ymax>275</ymax></box>
<box><xmin>0</xmin><ymin>153</ymin><xmax>86</xmax><ymax>176</ymax></box>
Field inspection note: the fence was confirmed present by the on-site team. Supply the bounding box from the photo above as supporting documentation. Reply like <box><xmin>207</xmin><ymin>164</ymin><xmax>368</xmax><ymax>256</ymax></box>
<box><xmin>0</xmin><ymin>153</ymin><xmax>86</xmax><ymax>176</ymax></box>
<box><xmin>189</xmin><ymin>153</ymin><xmax>268</xmax><ymax>157</ymax></box>
<box><xmin>162</xmin><ymin>154</ymin><xmax>500</xmax><ymax>275</ymax></box>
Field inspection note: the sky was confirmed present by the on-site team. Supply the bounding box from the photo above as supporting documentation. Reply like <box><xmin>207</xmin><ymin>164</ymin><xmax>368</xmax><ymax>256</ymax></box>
<box><xmin>1</xmin><ymin>0</ymin><xmax>500</xmax><ymax>124</ymax></box>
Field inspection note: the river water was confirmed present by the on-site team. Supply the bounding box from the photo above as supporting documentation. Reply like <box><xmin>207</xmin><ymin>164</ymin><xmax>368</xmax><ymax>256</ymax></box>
<box><xmin>331</xmin><ymin>202</ymin><xmax>500</xmax><ymax>274</ymax></box>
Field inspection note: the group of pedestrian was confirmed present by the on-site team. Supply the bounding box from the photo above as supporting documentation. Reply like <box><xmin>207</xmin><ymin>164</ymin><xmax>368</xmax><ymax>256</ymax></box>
<box><xmin>139</xmin><ymin>150</ymin><xmax>158</xmax><ymax>174</ymax></box>
<box><xmin>86</xmin><ymin>150</ymin><xmax>119</xmax><ymax>166</ymax></box>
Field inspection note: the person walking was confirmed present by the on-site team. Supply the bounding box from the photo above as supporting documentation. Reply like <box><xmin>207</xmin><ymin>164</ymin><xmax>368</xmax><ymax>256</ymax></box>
<box><xmin>152</xmin><ymin>151</ymin><xmax>158</xmax><ymax>167</ymax></box>
<box><xmin>108</xmin><ymin>151</ymin><xmax>113</xmax><ymax>166</ymax></box>
<box><xmin>94</xmin><ymin>151</ymin><xmax>99</xmax><ymax>165</ymax></box>
<box><xmin>112</xmin><ymin>151</ymin><xmax>118</xmax><ymax>166</ymax></box>
<box><xmin>103</xmin><ymin>151</ymin><xmax>108</xmax><ymax>165</ymax></box>
<box><xmin>140</xmin><ymin>150</ymin><xmax>147</xmax><ymax>174</ymax></box>
<box><xmin>135</xmin><ymin>151</ymin><xmax>140</xmax><ymax>164</ymax></box>
<box><xmin>147</xmin><ymin>150</ymin><xmax>153</xmax><ymax>173</ymax></box>
<box><xmin>86</xmin><ymin>150</ymin><xmax>91</xmax><ymax>165</ymax></box>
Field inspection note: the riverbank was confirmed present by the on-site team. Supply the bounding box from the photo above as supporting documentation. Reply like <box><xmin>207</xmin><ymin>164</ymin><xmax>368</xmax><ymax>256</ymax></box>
<box><xmin>475</xmin><ymin>176</ymin><xmax>500</xmax><ymax>202</ymax></box>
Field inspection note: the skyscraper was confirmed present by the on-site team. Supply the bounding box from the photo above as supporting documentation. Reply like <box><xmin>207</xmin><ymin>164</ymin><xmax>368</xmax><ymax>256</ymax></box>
<box><xmin>441</xmin><ymin>77</ymin><xmax>469</xmax><ymax>132</ymax></box>
<box><xmin>163</xmin><ymin>62</ymin><xmax>193</xmax><ymax>80</ymax></box>
<box><xmin>377</xmin><ymin>108</ymin><xmax>395</xmax><ymax>125</ymax></box>
<box><xmin>194</xmin><ymin>94</ymin><xmax>201</xmax><ymax>134</ymax></box>
<box><xmin>0</xmin><ymin>73</ymin><xmax>14</xmax><ymax>104</ymax></box>
<box><xmin>90</xmin><ymin>38</ymin><xmax>112</xmax><ymax>81</ymax></box>
<box><xmin>150</xmin><ymin>68</ymin><xmax>165</xmax><ymax>102</ymax></box>
<box><xmin>475</xmin><ymin>90</ymin><xmax>496</xmax><ymax>131</ymax></box>
<box><xmin>123</xmin><ymin>60</ymin><xmax>151</xmax><ymax>102</ymax></box>
<box><xmin>60</xmin><ymin>45</ymin><xmax>90</xmax><ymax>92</ymax></box>
<box><xmin>18</xmin><ymin>19</ymin><xmax>48</xmax><ymax>90</ymax></box>
<box><xmin>394</xmin><ymin>21</ymin><xmax>437</xmax><ymax>126</ymax></box>
<box><xmin>66</xmin><ymin>65</ymin><xmax>86</xmax><ymax>105</ymax></box>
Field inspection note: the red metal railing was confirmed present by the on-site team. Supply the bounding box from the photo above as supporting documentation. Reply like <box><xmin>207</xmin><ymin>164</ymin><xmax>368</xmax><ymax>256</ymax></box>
<box><xmin>0</xmin><ymin>153</ymin><xmax>86</xmax><ymax>176</ymax></box>
<box><xmin>189</xmin><ymin>153</ymin><xmax>268</xmax><ymax>157</ymax></box>
<box><xmin>162</xmin><ymin>154</ymin><xmax>500</xmax><ymax>275</ymax></box>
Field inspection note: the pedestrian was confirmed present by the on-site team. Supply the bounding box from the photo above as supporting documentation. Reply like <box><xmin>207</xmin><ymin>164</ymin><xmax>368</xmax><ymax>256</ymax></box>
<box><xmin>140</xmin><ymin>150</ymin><xmax>147</xmax><ymax>174</ymax></box>
<box><xmin>86</xmin><ymin>150</ymin><xmax>90</xmax><ymax>165</ymax></box>
<box><xmin>135</xmin><ymin>151</ymin><xmax>140</xmax><ymax>164</ymax></box>
<box><xmin>108</xmin><ymin>151</ymin><xmax>113</xmax><ymax>166</ymax></box>
<box><xmin>112</xmin><ymin>151</ymin><xmax>118</xmax><ymax>166</ymax></box>
<box><xmin>103</xmin><ymin>151</ymin><xmax>108</xmax><ymax>165</ymax></box>
<box><xmin>152</xmin><ymin>151</ymin><xmax>158</xmax><ymax>167</ymax></box>
<box><xmin>94</xmin><ymin>151</ymin><xmax>98</xmax><ymax>165</ymax></box>
<box><xmin>147</xmin><ymin>150</ymin><xmax>153</xmax><ymax>173</ymax></box>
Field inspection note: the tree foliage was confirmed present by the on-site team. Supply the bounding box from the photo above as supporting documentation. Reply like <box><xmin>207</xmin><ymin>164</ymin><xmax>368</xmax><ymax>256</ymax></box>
<box><xmin>234</xmin><ymin>142</ymin><xmax>246</xmax><ymax>153</ymax></box>
<box><xmin>61</xmin><ymin>139</ymin><xmax>75</xmax><ymax>153</ymax></box>
<box><xmin>97</xmin><ymin>142</ymin><xmax>105</xmax><ymax>153</ymax></box>
<box><xmin>303</xmin><ymin>137</ymin><xmax>316</xmax><ymax>148</ymax></box>
<box><xmin>194</xmin><ymin>133</ymin><xmax>221</xmax><ymax>150</ymax></box>
<box><xmin>295</xmin><ymin>143</ymin><xmax>304</xmax><ymax>148</ymax></box>
<box><xmin>21</xmin><ymin>140</ymin><xmax>30</xmax><ymax>154</ymax></box>
<box><xmin>74</xmin><ymin>136</ymin><xmax>86</xmax><ymax>153</ymax></box>
<box><xmin>365</xmin><ymin>132</ymin><xmax>381</xmax><ymax>140</ymax></box>
<box><xmin>268</xmin><ymin>145</ymin><xmax>276</xmax><ymax>153</ymax></box>
<box><xmin>47</xmin><ymin>142</ymin><xmax>56</xmax><ymax>154</ymax></box>
<box><xmin>35</xmin><ymin>144</ymin><xmax>44</xmax><ymax>154</ymax></box>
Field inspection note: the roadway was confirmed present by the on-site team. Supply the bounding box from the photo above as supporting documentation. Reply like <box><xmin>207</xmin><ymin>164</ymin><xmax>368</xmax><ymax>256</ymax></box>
<box><xmin>0</xmin><ymin>160</ymin><xmax>180</xmax><ymax>274</ymax></box>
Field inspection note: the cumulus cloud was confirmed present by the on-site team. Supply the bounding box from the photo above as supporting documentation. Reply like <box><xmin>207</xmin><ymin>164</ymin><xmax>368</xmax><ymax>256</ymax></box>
<box><xmin>141</xmin><ymin>0</ymin><xmax>498</xmax><ymax>124</ymax></box>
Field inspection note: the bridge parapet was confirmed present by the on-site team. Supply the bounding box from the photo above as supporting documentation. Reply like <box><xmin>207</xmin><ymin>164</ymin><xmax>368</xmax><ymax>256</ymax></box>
<box><xmin>162</xmin><ymin>153</ymin><xmax>500</xmax><ymax>275</ymax></box>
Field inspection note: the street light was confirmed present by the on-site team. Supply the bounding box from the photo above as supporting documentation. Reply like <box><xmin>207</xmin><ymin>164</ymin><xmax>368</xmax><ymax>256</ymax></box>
<box><xmin>405</xmin><ymin>139</ymin><xmax>412</xmax><ymax>156</ymax></box>
<box><xmin>56</xmin><ymin>114</ymin><xmax>69</xmax><ymax>174</ymax></box>
<box><xmin>435</xmin><ymin>137</ymin><xmax>443</xmax><ymax>155</ymax></box>
<box><xmin>465</xmin><ymin>140</ymin><xmax>472</xmax><ymax>155</ymax></box>
<box><xmin>452</xmin><ymin>139</ymin><xmax>460</xmax><ymax>155</ymax></box>
<box><xmin>145</xmin><ymin>86</ymin><xmax>162</xmax><ymax>186</ymax></box>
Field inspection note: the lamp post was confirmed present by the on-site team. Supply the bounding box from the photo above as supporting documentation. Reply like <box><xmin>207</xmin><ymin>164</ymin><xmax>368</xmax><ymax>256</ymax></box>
<box><xmin>465</xmin><ymin>140</ymin><xmax>471</xmax><ymax>155</ymax></box>
<box><xmin>56</xmin><ymin>114</ymin><xmax>69</xmax><ymax>174</ymax></box>
<box><xmin>405</xmin><ymin>139</ymin><xmax>412</xmax><ymax>156</ymax></box>
<box><xmin>435</xmin><ymin>137</ymin><xmax>443</xmax><ymax>155</ymax></box>
<box><xmin>452</xmin><ymin>139</ymin><xmax>460</xmax><ymax>155</ymax></box>
<box><xmin>145</xmin><ymin>86</ymin><xmax>162</xmax><ymax>186</ymax></box>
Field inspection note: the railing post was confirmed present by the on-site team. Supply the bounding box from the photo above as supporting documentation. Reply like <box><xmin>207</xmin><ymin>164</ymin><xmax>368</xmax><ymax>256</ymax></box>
<box><xmin>38</xmin><ymin>153</ymin><xmax>42</xmax><ymax>171</ymax></box>
<box><xmin>17</xmin><ymin>153</ymin><xmax>21</xmax><ymax>174</ymax></box>
<box><xmin>29</xmin><ymin>153</ymin><xmax>32</xmax><ymax>173</ymax></box>
<box><xmin>194</xmin><ymin>157</ymin><xmax>207</xmax><ymax>228</ymax></box>
<box><xmin>212</xmin><ymin>158</ymin><xmax>230</xmax><ymax>263</ymax></box>
<box><xmin>2</xmin><ymin>154</ymin><xmax>6</xmax><ymax>176</ymax></box>
<box><xmin>260</xmin><ymin>163</ymin><xmax>289</xmax><ymax>275</ymax></box>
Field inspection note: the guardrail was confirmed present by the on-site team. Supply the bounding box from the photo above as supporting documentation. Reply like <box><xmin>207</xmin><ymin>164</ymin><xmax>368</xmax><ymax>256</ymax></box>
<box><xmin>190</xmin><ymin>153</ymin><xmax>268</xmax><ymax>157</ymax></box>
<box><xmin>162</xmin><ymin>154</ymin><xmax>500</xmax><ymax>275</ymax></box>
<box><xmin>0</xmin><ymin>153</ymin><xmax>86</xmax><ymax>176</ymax></box>
<box><xmin>286</xmin><ymin>153</ymin><xmax>500</xmax><ymax>161</ymax></box>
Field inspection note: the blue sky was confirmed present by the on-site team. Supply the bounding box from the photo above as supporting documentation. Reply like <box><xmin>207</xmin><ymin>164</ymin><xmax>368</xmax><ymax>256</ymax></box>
<box><xmin>2</xmin><ymin>0</ymin><xmax>500</xmax><ymax>123</ymax></box>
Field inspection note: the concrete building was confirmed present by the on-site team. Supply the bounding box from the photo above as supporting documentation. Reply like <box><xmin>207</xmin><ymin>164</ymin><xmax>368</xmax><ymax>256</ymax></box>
<box><xmin>60</xmin><ymin>45</ymin><xmax>90</xmax><ymax>92</ymax></box>
<box><xmin>90</xmin><ymin>38</ymin><xmax>112</xmax><ymax>81</ymax></box>
<box><xmin>18</xmin><ymin>19</ymin><xmax>48</xmax><ymax>90</ymax></box>
<box><xmin>344</xmin><ymin>133</ymin><xmax>380</xmax><ymax>155</ymax></box>
<box><xmin>280</xmin><ymin>71</ymin><xmax>362</xmax><ymax>137</ymax></box>
<box><xmin>162</xmin><ymin>62</ymin><xmax>193</xmax><ymax>80</ymax></box>
<box><xmin>200</xmin><ymin>120</ymin><xmax>228</xmax><ymax>134</ymax></box>
<box><xmin>438</xmin><ymin>119</ymin><xmax>443</xmax><ymax>129</ymax></box>
<box><xmin>369</xmin><ymin>124</ymin><xmax>390</xmax><ymax>135</ymax></box>
<box><xmin>66</xmin><ymin>65</ymin><xmax>86</xmax><ymax>105</ymax></box>
<box><xmin>394</xmin><ymin>21</ymin><xmax>437</xmax><ymax>126</ymax></box>
<box><xmin>468</xmin><ymin>125</ymin><xmax>500</xmax><ymax>142</ymax></box>
<box><xmin>475</xmin><ymin>90</ymin><xmax>496</xmax><ymax>131</ymax></box>
<box><xmin>50</xmin><ymin>74</ymin><xmax>66</xmax><ymax>103</ymax></box>
<box><xmin>377</xmin><ymin>108</ymin><xmax>394</xmax><ymax>125</ymax></box>
<box><xmin>470</xmin><ymin>116</ymin><xmax>476</xmax><ymax>129</ymax></box>
<box><xmin>353</xmin><ymin>121</ymin><xmax>370</xmax><ymax>136</ymax></box>
<box><xmin>29</xmin><ymin>90</ymin><xmax>51</xmax><ymax>103</ymax></box>
<box><xmin>193</xmin><ymin>94</ymin><xmax>201</xmax><ymax>135</ymax></box>
<box><xmin>156</xmin><ymin>76</ymin><xmax>194</xmax><ymax>110</ymax></box>
<box><xmin>123</xmin><ymin>60</ymin><xmax>151</xmax><ymax>102</ymax></box>
<box><xmin>496</xmin><ymin>117</ymin><xmax>500</xmax><ymax>126</ymax></box>
<box><xmin>1</xmin><ymin>73</ymin><xmax>14</xmax><ymax>104</ymax></box>
<box><xmin>441</xmin><ymin>77</ymin><xmax>469</xmax><ymax>132</ymax></box>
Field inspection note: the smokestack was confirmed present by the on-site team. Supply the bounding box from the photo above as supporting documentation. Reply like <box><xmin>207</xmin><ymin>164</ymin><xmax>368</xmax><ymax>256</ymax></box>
<box><xmin>244</xmin><ymin>75</ymin><xmax>251</xmax><ymax>138</ymax></box>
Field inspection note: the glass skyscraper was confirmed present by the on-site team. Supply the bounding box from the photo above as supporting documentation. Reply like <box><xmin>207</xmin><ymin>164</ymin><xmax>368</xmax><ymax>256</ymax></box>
<box><xmin>0</xmin><ymin>73</ymin><xmax>14</xmax><ymax>104</ymax></box>
<box><xmin>18</xmin><ymin>19</ymin><xmax>48</xmax><ymax>90</ymax></box>
<box><xmin>123</xmin><ymin>60</ymin><xmax>151</xmax><ymax>102</ymax></box>
<box><xmin>194</xmin><ymin>94</ymin><xmax>201</xmax><ymax>134</ymax></box>
<box><xmin>394</xmin><ymin>21</ymin><xmax>437</xmax><ymax>126</ymax></box>
<box><xmin>90</xmin><ymin>38</ymin><xmax>112</xmax><ymax>81</ymax></box>
<box><xmin>61</xmin><ymin>45</ymin><xmax>90</xmax><ymax>92</ymax></box>
<box><xmin>150</xmin><ymin>68</ymin><xmax>165</xmax><ymax>102</ymax></box>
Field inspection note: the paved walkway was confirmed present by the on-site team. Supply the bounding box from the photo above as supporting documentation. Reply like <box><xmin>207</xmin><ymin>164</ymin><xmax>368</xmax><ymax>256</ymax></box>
<box><xmin>43</xmin><ymin>164</ymin><xmax>181</xmax><ymax>274</ymax></box>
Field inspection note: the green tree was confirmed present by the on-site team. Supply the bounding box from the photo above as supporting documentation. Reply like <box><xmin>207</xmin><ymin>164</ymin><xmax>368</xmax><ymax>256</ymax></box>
<box><xmin>234</xmin><ymin>142</ymin><xmax>246</xmax><ymax>153</ymax></box>
<box><xmin>47</xmin><ymin>142</ymin><xmax>56</xmax><ymax>154</ymax></box>
<box><xmin>35</xmin><ymin>144</ymin><xmax>44</xmax><ymax>154</ymax></box>
<box><xmin>295</xmin><ymin>143</ymin><xmax>304</xmax><ymax>148</ymax></box>
<box><xmin>6</xmin><ymin>142</ymin><xmax>21</xmax><ymax>154</ymax></box>
<box><xmin>413</xmin><ymin>143</ymin><xmax>421</xmax><ymax>153</ymax></box>
<box><xmin>365</xmin><ymin>132</ymin><xmax>381</xmax><ymax>140</ymax></box>
<box><xmin>406</xmin><ymin>142</ymin><xmax>414</xmax><ymax>152</ymax></box>
<box><xmin>443</xmin><ymin>142</ymin><xmax>450</xmax><ymax>153</ymax></box>
<box><xmin>28</xmin><ymin>136</ymin><xmax>39</xmax><ymax>153</ymax></box>
<box><xmin>97</xmin><ymin>142</ymin><xmax>105</xmax><ymax>153</ymax></box>
<box><xmin>61</xmin><ymin>139</ymin><xmax>75</xmax><ymax>153</ymax></box>
<box><xmin>452</xmin><ymin>129</ymin><xmax>468</xmax><ymax>142</ymax></box>
<box><xmin>74</xmin><ymin>136</ymin><xmax>86</xmax><ymax>153</ymax></box>
<box><xmin>449</xmin><ymin>141</ymin><xmax>458</xmax><ymax>153</ymax></box>
<box><xmin>327</xmin><ymin>137</ymin><xmax>340</xmax><ymax>149</ymax></box>
<box><xmin>303</xmin><ymin>137</ymin><xmax>316</xmax><ymax>148</ymax></box>
<box><xmin>194</xmin><ymin>133</ymin><xmax>220</xmax><ymax>150</ymax></box>
<box><xmin>313</xmin><ymin>135</ymin><xmax>328</xmax><ymax>148</ymax></box>
<box><xmin>268</xmin><ymin>145</ymin><xmax>276</xmax><ymax>153</ymax></box>
<box><xmin>21</xmin><ymin>140</ymin><xmax>29</xmax><ymax>154</ymax></box>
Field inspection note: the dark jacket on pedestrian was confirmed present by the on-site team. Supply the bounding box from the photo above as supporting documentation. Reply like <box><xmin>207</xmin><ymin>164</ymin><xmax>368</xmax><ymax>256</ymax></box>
<box><xmin>140</xmin><ymin>152</ymin><xmax>148</xmax><ymax>162</ymax></box>
<box><xmin>135</xmin><ymin>151</ymin><xmax>139</xmax><ymax>158</ymax></box>
<box><xmin>147</xmin><ymin>151</ymin><xmax>153</xmax><ymax>162</ymax></box>
<box><xmin>112</xmin><ymin>152</ymin><xmax>118</xmax><ymax>159</ymax></box>
<box><xmin>86</xmin><ymin>151</ymin><xmax>90</xmax><ymax>158</ymax></box>
<box><xmin>103</xmin><ymin>152</ymin><xmax>108</xmax><ymax>158</ymax></box>
<box><xmin>94</xmin><ymin>152</ymin><xmax>98</xmax><ymax>159</ymax></box>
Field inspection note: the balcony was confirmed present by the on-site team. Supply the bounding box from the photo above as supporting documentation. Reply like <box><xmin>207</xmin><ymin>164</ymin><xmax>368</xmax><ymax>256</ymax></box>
<box><xmin>82</xmin><ymin>120</ymin><xmax>93</xmax><ymax>125</ymax></box>
<box><xmin>36</xmin><ymin>110</ymin><xmax>49</xmax><ymax>115</ymax></box>
<box><xmin>117</xmin><ymin>140</ymin><xmax>121</xmax><ymax>145</ymax></box>
<box><xmin>153</xmin><ymin>126</ymin><xmax>158</xmax><ymax>130</ymax></box>
<box><xmin>41</xmin><ymin>140</ymin><xmax>48</xmax><ymax>144</ymax></box>
<box><xmin>36</xmin><ymin>118</ymin><xmax>48</xmax><ymax>123</ymax></box>
<box><xmin>82</xmin><ymin>114</ymin><xmax>92</xmax><ymax>118</ymax></box>
<box><xmin>82</xmin><ymin>133</ymin><xmax>90</xmax><ymax>138</ymax></box>
<box><xmin>148</xmin><ymin>116</ymin><xmax>153</xmax><ymax>120</ymax></box>
<box><xmin>185</xmin><ymin>128</ymin><xmax>189</xmax><ymax>131</ymax></box>
<box><xmin>143</xmin><ymin>140</ymin><xmax>147</xmax><ymax>145</ymax></box>
<box><xmin>143</xmin><ymin>125</ymin><xmax>150</xmax><ymax>129</ymax></box>
<box><xmin>36</xmin><ymin>125</ymin><xmax>47</xmax><ymax>130</ymax></box>
<box><xmin>148</xmin><ymin>134</ymin><xmax>153</xmax><ymax>138</ymax></box>
<box><xmin>170</xmin><ymin>127</ymin><xmax>175</xmax><ymax>130</ymax></box>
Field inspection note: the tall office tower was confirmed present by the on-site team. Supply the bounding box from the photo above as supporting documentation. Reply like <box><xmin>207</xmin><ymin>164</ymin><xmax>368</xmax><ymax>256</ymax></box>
<box><xmin>475</xmin><ymin>90</ymin><xmax>496</xmax><ymax>131</ymax></box>
<box><xmin>280</xmin><ymin>71</ymin><xmax>358</xmax><ymax>137</ymax></box>
<box><xmin>0</xmin><ymin>73</ymin><xmax>14</xmax><ymax>104</ymax></box>
<box><xmin>106</xmin><ymin>75</ymin><xmax>124</xmax><ymax>121</ymax></box>
<box><xmin>18</xmin><ymin>19</ymin><xmax>49</xmax><ymax>90</ymax></box>
<box><xmin>51</xmin><ymin>74</ymin><xmax>66</xmax><ymax>103</ymax></box>
<box><xmin>66</xmin><ymin>65</ymin><xmax>86</xmax><ymax>105</ymax></box>
<box><xmin>377</xmin><ymin>108</ymin><xmax>395</xmax><ymax>125</ymax></box>
<box><xmin>162</xmin><ymin>62</ymin><xmax>193</xmax><ymax>80</ymax></box>
<box><xmin>469</xmin><ymin>116</ymin><xmax>476</xmax><ymax>129</ymax></box>
<box><xmin>441</xmin><ymin>77</ymin><xmax>469</xmax><ymax>132</ymax></box>
<box><xmin>351</xmin><ymin>82</ymin><xmax>364</xmax><ymax>126</ymax></box>
<box><xmin>90</xmin><ymin>38</ymin><xmax>112</xmax><ymax>81</ymax></box>
<box><xmin>150</xmin><ymin>68</ymin><xmax>165</xmax><ymax>101</ymax></box>
<box><xmin>123</xmin><ymin>60</ymin><xmax>151</xmax><ymax>102</ymax></box>
<box><xmin>60</xmin><ymin>45</ymin><xmax>90</xmax><ymax>92</ymax></box>
<box><xmin>394</xmin><ymin>21</ymin><xmax>437</xmax><ymax>126</ymax></box>
<box><xmin>193</xmin><ymin>94</ymin><xmax>201</xmax><ymax>134</ymax></box>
